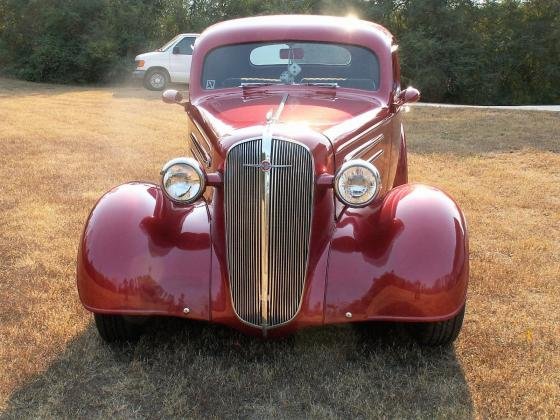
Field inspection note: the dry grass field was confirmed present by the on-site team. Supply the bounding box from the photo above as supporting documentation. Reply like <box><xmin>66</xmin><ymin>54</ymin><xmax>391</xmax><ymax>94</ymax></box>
<box><xmin>0</xmin><ymin>76</ymin><xmax>559</xmax><ymax>418</ymax></box>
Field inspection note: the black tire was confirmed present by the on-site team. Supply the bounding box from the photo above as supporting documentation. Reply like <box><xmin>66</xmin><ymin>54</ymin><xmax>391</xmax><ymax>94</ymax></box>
<box><xmin>407</xmin><ymin>305</ymin><xmax>465</xmax><ymax>346</ymax></box>
<box><xmin>94</xmin><ymin>314</ymin><xmax>144</xmax><ymax>342</ymax></box>
<box><xmin>144</xmin><ymin>68</ymin><xmax>168</xmax><ymax>91</ymax></box>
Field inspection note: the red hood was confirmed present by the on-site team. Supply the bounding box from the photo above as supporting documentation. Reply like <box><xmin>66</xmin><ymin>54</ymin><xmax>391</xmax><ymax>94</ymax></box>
<box><xmin>191</xmin><ymin>90</ymin><xmax>388</xmax><ymax>141</ymax></box>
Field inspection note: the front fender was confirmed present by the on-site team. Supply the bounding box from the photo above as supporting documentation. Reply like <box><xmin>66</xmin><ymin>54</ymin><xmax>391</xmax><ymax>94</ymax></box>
<box><xmin>325</xmin><ymin>184</ymin><xmax>469</xmax><ymax>323</ymax></box>
<box><xmin>77</xmin><ymin>182</ymin><xmax>211</xmax><ymax>320</ymax></box>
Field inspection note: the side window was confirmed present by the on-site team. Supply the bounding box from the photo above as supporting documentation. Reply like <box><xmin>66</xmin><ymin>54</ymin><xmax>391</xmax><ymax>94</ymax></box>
<box><xmin>174</xmin><ymin>37</ymin><xmax>196</xmax><ymax>55</ymax></box>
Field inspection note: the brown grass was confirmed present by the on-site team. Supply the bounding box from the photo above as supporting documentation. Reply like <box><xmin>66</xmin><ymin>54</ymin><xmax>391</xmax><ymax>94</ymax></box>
<box><xmin>0</xmin><ymin>77</ymin><xmax>559</xmax><ymax>418</ymax></box>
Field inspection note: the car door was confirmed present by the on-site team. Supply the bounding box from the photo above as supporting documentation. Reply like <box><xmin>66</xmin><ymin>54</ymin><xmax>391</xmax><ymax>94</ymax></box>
<box><xmin>168</xmin><ymin>36</ymin><xmax>196</xmax><ymax>83</ymax></box>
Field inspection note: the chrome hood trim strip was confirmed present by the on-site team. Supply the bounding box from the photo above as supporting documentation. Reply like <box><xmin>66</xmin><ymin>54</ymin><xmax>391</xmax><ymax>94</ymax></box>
<box><xmin>259</xmin><ymin>93</ymin><xmax>288</xmax><ymax>334</ymax></box>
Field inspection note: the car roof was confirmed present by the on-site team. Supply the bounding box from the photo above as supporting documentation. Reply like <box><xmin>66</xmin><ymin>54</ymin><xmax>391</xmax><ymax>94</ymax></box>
<box><xmin>199</xmin><ymin>15</ymin><xmax>393</xmax><ymax>46</ymax></box>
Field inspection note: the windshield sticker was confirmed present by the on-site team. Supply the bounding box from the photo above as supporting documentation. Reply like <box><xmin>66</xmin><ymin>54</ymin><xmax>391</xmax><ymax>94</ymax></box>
<box><xmin>206</xmin><ymin>80</ymin><xmax>216</xmax><ymax>89</ymax></box>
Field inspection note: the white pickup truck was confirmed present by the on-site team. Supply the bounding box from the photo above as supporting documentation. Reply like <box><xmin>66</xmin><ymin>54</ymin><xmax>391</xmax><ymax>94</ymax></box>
<box><xmin>133</xmin><ymin>33</ymin><xmax>199</xmax><ymax>90</ymax></box>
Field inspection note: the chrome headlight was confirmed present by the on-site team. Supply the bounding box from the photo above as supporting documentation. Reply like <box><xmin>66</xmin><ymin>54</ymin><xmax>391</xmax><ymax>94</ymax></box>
<box><xmin>161</xmin><ymin>157</ymin><xmax>206</xmax><ymax>204</ymax></box>
<box><xmin>334</xmin><ymin>160</ymin><xmax>381</xmax><ymax>207</ymax></box>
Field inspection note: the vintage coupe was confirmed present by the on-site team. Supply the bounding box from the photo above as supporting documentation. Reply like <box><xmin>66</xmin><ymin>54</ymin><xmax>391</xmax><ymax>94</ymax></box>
<box><xmin>77</xmin><ymin>16</ymin><xmax>469</xmax><ymax>345</ymax></box>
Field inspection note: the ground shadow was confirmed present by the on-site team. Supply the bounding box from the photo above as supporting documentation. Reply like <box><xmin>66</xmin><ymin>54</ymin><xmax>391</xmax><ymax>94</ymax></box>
<box><xmin>3</xmin><ymin>319</ymin><xmax>473</xmax><ymax>418</ymax></box>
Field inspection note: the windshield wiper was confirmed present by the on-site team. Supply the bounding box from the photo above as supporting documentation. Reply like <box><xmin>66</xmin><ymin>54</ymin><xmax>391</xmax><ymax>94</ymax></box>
<box><xmin>241</xmin><ymin>82</ymin><xmax>338</xmax><ymax>89</ymax></box>
<box><xmin>297</xmin><ymin>82</ymin><xmax>338</xmax><ymax>88</ymax></box>
<box><xmin>240</xmin><ymin>82</ymin><xmax>276</xmax><ymax>88</ymax></box>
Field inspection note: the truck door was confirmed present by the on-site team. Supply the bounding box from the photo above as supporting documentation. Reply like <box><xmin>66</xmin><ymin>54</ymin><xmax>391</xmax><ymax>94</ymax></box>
<box><xmin>169</xmin><ymin>36</ymin><xmax>196</xmax><ymax>83</ymax></box>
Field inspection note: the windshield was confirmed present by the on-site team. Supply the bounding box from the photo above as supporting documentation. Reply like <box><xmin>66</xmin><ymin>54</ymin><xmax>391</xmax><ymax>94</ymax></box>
<box><xmin>202</xmin><ymin>42</ymin><xmax>380</xmax><ymax>91</ymax></box>
<box><xmin>158</xmin><ymin>35</ymin><xmax>183</xmax><ymax>52</ymax></box>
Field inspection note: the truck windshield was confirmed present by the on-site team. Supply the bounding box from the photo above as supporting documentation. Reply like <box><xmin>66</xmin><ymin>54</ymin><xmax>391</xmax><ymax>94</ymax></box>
<box><xmin>201</xmin><ymin>42</ymin><xmax>380</xmax><ymax>91</ymax></box>
<box><xmin>158</xmin><ymin>35</ymin><xmax>183</xmax><ymax>52</ymax></box>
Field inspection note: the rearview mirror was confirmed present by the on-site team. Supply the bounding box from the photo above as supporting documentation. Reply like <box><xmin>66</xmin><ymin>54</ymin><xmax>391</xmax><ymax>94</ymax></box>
<box><xmin>162</xmin><ymin>89</ymin><xmax>184</xmax><ymax>105</ymax></box>
<box><xmin>397</xmin><ymin>87</ymin><xmax>420</xmax><ymax>105</ymax></box>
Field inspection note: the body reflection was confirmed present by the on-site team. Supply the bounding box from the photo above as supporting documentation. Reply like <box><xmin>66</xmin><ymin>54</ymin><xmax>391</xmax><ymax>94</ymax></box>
<box><xmin>326</xmin><ymin>184</ymin><xmax>468</xmax><ymax>323</ymax></box>
<box><xmin>77</xmin><ymin>183</ymin><xmax>211</xmax><ymax>320</ymax></box>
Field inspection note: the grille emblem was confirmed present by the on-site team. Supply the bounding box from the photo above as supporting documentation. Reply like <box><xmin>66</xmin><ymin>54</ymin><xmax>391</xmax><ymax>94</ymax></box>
<box><xmin>243</xmin><ymin>160</ymin><xmax>291</xmax><ymax>171</ymax></box>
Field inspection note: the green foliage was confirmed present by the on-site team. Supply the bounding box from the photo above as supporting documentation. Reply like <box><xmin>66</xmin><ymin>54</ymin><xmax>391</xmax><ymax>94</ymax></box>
<box><xmin>0</xmin><ymin>0</ymin><xmax>558</xmax><ymax>104</ymax></box>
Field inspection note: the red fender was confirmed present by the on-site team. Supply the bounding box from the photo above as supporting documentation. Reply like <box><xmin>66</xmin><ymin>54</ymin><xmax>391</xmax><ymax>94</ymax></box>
<box><xmin>76</xmin><ymin>182</ymin><xmax>211</xmax><ymax>320</ymax></box>
<box><xmin>325</xmin><ymin>184</ymin><xmax>468</xmax><ymax>323</ymax></box>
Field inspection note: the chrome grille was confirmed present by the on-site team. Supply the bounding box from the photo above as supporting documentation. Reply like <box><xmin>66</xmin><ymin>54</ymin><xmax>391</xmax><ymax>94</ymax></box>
<box><xmin>225</xmin><ymin>140</ymin><xmax>262</xmax><ymax>326</ymax></box>
<box><xmin>224</xmin><ymin>139</ymin><xmax>313</xmax><ymax>328</ymax></box>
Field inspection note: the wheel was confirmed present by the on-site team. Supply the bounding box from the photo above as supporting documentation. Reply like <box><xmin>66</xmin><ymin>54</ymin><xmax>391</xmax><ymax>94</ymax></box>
<box><xmin>94</xmin><ymin>314</ymin><xmax>145</xmax><ymax>342</ymax></box>
<box><xmin>407</xmin><ymin>305</ymin><xmax>465</xmax><ymax>346</ymax></box>
<box><xmin>144</xmin><ymin>68</ymin><xmax>168</xmax><ymax>91</ymax></box>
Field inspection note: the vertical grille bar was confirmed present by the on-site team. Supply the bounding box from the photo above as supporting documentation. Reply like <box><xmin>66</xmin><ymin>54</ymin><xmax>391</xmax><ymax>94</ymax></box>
<box><xmin>225</xmin><ymin>139</ymin><xmax>313</xmax><ymax>328</ymax></box>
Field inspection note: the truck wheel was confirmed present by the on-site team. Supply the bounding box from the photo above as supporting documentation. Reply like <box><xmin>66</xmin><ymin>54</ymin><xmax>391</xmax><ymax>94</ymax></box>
<box><xmin>407</xmin><ymin>305</ymin><xmax>465</xmax><ymax>346</ymax></box>
<box><xmin>94</xmin><ymin>314</ymin><xmax>145</xmax><ymax>342</ymax></box>
<box><xmin>144</xmin><ymin>69</ymin><xmax>168</xmax><ymax>91</ymax></box>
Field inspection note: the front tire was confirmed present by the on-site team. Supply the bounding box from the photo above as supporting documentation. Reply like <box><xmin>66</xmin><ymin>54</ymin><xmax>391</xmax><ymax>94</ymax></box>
<box><xmin>94</xmin><ymin>314</ymin><xmax>145</xmax><ymax>342</ymax></box>
<box><xmin>407</xmin><ymin>305</ymin><xmax>465</xmax><ymax>346</ymax></box>
<box><xmin>144</xmin><ymin>68</ymin><xmax>168</xmax><ymax>91</ymax></box>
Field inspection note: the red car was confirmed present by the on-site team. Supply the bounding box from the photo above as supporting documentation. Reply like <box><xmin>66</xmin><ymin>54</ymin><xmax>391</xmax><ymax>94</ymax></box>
<box><xmin>77</xmin><ymin>15</ymin><xmax>468</xmax><ymax>345</ymax></box>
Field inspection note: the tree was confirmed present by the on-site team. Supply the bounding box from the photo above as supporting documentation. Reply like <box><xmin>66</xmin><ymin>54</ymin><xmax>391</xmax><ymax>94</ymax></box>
<box><xmin>0</xmin><ymin>0</ymin><xmax>558</xmax><ymax>104</ymax></box>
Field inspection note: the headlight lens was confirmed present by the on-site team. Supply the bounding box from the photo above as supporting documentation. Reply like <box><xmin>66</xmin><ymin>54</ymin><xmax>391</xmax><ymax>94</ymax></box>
<box><xmin>334</xmin><ymin>160</ymin><xmax>381</xmax><ymax>207</ymax></box>
<box><xmin>161</xmin><ymin>157</ymin><xmax>206</xmax><ymax>204</ymax></box>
